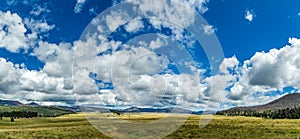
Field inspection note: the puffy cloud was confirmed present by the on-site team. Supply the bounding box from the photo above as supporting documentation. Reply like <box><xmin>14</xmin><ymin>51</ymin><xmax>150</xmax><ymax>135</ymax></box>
<box><xmin>105</xmin><ymin>11</ymin><xmax>129</xmax><ymax>32</ymax></box>
<box><xmin>0</xmin><ymin>58</ymin><xmax>19</xmax><ymax>93</ymax></box>
<box><xmin>125</xmin><ymin>20</ymin><xmax>144</xmax><ymax>33</ymax></box>
<box><xmin>0</xmin><ymin>58</ymin><xmax>75</xmax><ymax>105</ymax></box>
<box><xmin>4</xmin><ymin>0</ymin><xmax>300</xmax><ymax>111</ymax></box>
<box><xmin>0</xmin><ymin>9</ymin><xmax>73</xmax><ymax>105</ymax></box>
<box><xmin>71</xmin><ymin>33</ymin><xmax>227</xmax><ymax>110</ymax></box>
<box><xmin>24</xmin><ymin>18</ymin><xmax>55</xmax><ymax>34</ymax></box>
<box><xmin>0</xmin><ymin>11</ymin><xmax>28</xmax><ymax>52</ymax></box>
<box><xmin>33</xmin><ymin>41</ymin><xmax>73</xmax><ymax>78</ymax></box>
<box><xmin>149</xmin><ymin>37</ymin><xmax>167</xmax><ymax>50</ymax></box>
<box><xmin>247</xmin><ymin>38</ymin><xmax>300</xmax><ymax>88</ymax></box>
<box><xmin>222</xmin><ymin>38</ymin><xmax>300</xmax><ymax>107</ymax></box>
<box><xmin>0</xmin><ymin>11</ymin><xmax>55</xmax><ymax>53</ymax></box>
<box><xmin>71</xmin><ymin>0</ymin><xmax>224</xmax><ymax>110</ymax></box>
<box><xmin>93</xmin><ymin>46</ymin><xmax>170</xmax><ymax>81</ymax></box>
<box><xmin>203</xmin><ymin>25</ymin><xmax>216</xmax><ymax>35</ymax></box>
<box><xmin>32</xmin><ymin>40</ymin><xmax>75</xmax><ymax>103</ymax></box>
<box><xmin>132</xmin><ymin>0</ymin><xmax>196</xmax><ymax>27</ymax></box>
<box><xmin>245</xmin><ymin>10</ymin><xmax>255</xmax><ymax>22</ymax></box>
<box><xmin>219</xmin><ymin>55</ymin><xmax>239</xmax><ymax>74</ymax></box>
<box><xmin>30</xmin><ymin>4</ymin><xmax>50</xmax><ymax>16</ymax></box>
<box><xmin>74</xmin><ymin>0</ymin><xmax>86</xmax><ymax>13</ymax></box>
<box><xmin>73</xmin><ymin>31</ymin><xmax>220</xmax><ymax>109</ymax></box>
<box><xmin>105</xmin><ymin>0</ymin><xmax>211</xmax><ymax>43</ymax></box>
<box><xmin>91</xmin><ymin>72</ymin><xmax>211</xmax><ymax>109</ymax></box>
<box><xmin>123</xmin><ymin>0</ymin><xmax>209</xmax><ymax>15</ymax></box>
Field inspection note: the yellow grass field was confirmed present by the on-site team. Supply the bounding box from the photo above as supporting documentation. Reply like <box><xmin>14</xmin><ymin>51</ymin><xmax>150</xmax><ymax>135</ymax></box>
<box><xmin>0</xmin><ymin>113</ymin><xmax>299</xmax><ymax>138</ymax></box>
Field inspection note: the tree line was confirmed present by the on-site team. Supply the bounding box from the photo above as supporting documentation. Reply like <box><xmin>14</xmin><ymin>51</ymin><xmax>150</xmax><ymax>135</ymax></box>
<box><xmin>0</xmin><ymin>111</ymin><xmax>38</xmax><ymax>119</ymax></box>
<box><xmin>216</xmin><ymin>107</ymin><xmax>300</xmax><ymax>119</ymax></box>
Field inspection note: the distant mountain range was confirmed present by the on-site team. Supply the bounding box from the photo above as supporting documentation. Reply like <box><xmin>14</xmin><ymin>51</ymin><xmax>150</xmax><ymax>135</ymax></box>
<box><xmin>0</xmin><ymin>99</ymin><xmax>75</xmax><ymax>115</ymax></box>
<box><xmin>113</xmin><ymin>107</ymin><xmax>205</xmax><ymax>114</ymax></box>
<box><xmin>0</xmin><ymin>99</ymin><xmax>74</xmax><ymax>117</ymax></box>
<box><xmin>0</xmin><ymin>99</ymin><xmax>24</xmax><ymax>106</ymax></box>
<box><xmin>0</xmin><ymin>99</ymin><xmax>42</xmax><ymax>107</ymax></box>
<box><xmin>2</xmin><ymin>93</ymin><xmax>299</xmax><ymax>116</ymax></box>
<box><xmin>218</xmin><ymin>93</ymin><xmax>300</xmax><ymax>113</ymax></box>
<box><xmin>0</xmin><ymin>99</ymin><xmax>210</xmax><ymax>114</ymax></box>
<box><xmin>74</xmin><ymin>106</ymin><xmax>207</xmax><ymax>114</ymax></box>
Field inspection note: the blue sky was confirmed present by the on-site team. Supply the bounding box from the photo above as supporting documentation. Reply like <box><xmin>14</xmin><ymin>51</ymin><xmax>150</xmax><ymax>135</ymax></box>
<box><xmin>204</xmin><ymin>0</ymin><xmax>300</xmax><ymax>60</ymax></box>
<box><xmin>0</xmin><ymin>0</ymin><xmax>300</xmax><ymax>110</ymax></box>
<box><xmin>2</xmin><ymin>0</ymin><xmax>299</xmax><ymax>65</ymax></box>
<box><xmin>2</xmin><ymin>0</ymin><xmax>300</xmax><ymax>69</ymax></box>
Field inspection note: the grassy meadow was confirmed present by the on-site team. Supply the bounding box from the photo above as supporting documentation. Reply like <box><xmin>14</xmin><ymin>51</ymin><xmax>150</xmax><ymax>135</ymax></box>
<box><xmin>0</xmin><ymin>113</ymin><xmax>299</xmax><ymax>138</ymax></box>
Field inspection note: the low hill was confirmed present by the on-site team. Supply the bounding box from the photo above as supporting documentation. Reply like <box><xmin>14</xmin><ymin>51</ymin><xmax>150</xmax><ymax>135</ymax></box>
<box><xmin>256</xmin><ymin>93</ymin><xmax>300</xmax><ymax>110</ymax></box>
<box><xmin>0</xmin><ymin>99</ymin><xmax>74</xmax><ymax>117</ymax></box>
<box><xmin>0</xmin><ymin>99</ymin><xmax>23</xmax><ymax>106</ymax></box>
<box><xmin>217</xmin><ymin>93</ymin><xmax>300</xmax><ymax>119</ymax></box>
<box><xmin>25</xmin><ymin>102</ymin><xmax>40</xmax><ymax>106</ymax></box>
<box><xmin>223</xmin><ymin>93</ymin><xmax>300</xmax><ymax>112</ymax></box>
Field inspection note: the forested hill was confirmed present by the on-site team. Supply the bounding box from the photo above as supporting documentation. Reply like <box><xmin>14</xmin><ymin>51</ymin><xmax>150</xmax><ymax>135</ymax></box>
<box><xmin>217</xmin><ymin>93</ymin><xmax>300</xmax><ymax>119</ymax></box>
<box><xmin>0</xmin><ymin>99</ymin><xmax>75</xmax><ymax>117</ymax></box>
<box><xmin>0</xmin><ymin>106</ymin><xmax>75</xmax><ymax>117</ymax></box>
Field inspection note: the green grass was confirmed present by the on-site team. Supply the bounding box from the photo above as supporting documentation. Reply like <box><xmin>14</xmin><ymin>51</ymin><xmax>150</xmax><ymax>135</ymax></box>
<box><xmin>0</xmin><ymin>113</ymin><xmax>109</xmax><ymax>139</ymax></box>
<box><xmin>0</xmin><ymin>113</ymin><xmax>299</xmax><ymax>138</ymax></box>
<box><xmin>166</xmin><ymin>115</ymin><xmax>300</xmax><ymax>138</ymax></box>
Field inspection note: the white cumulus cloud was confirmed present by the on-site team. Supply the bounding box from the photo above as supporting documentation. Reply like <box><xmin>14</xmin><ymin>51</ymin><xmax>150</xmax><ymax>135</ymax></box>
<box><xmin>74</xmin><ymin>0</ymin><xmax>86</xmax><ymax>13</ymax></box>
<box><xmin>221</xmin><ymin>38</ymin><xmax>300</xmax><ymax>107</ymax></box>
<box><xmin>245</xmin><ymin>10</ymin><xmax>255</xmax><ymax>22</ymax></box>
<box><xmin>0</xmin><ymin>11</ymin><xmax>28</xmax><ymax>52</ymax></box>
<box><xmin>203</xmin><ymin>25</ymin><xmax>216</xmax><ymax>35</ymax></box>
<box><xmin>125</xmin><ymin>20</ymin><xmax>144</xmax><ymax>33</ymax></box>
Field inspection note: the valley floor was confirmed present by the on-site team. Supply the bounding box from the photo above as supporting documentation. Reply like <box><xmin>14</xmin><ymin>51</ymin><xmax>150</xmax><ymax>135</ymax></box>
<box><xmin>0</xmin><ymin>113</ymin><xmax>299</xmax><ymax>138</ymax></box>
